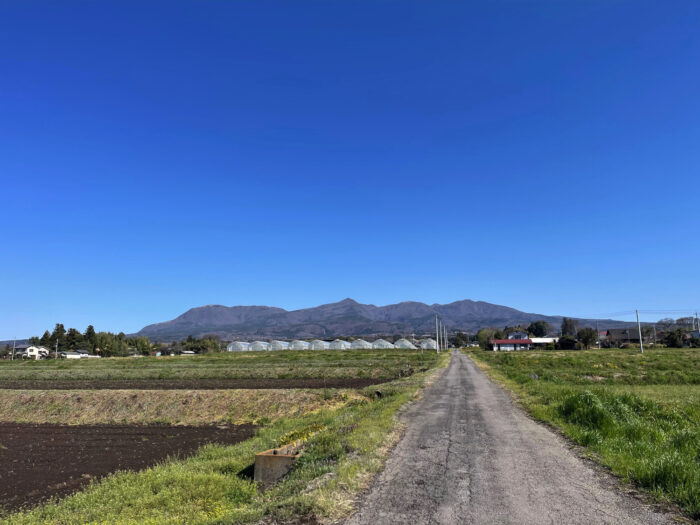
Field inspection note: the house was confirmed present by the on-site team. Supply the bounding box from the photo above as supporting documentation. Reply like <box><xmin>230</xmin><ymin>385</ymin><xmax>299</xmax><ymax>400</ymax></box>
<box><xmin>59</xmin><ymin>351</ymin><xmax>84</xmax><ymax>359</ymax></box>
<box><xmin>25</xmin><ymin>346</ymin><xmax>50</xmax><ymax>360</ymax></box>
<box><xmin>490</xmin><ymin>338</ymin><xmax>532</xmax><ymax>351</ymax></box>
<box><xmin>529</xmin><ymin>337</ymin><xmax>558</xmax><ymax>348</ymax></box>
<box><xmin>606</xmin><ymin>329</ymin><xmax>640</xmax><ymax>345</ymax></box>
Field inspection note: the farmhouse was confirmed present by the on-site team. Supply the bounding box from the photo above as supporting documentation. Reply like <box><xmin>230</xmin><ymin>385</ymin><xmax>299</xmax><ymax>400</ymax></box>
<box><xmin>606</xmin><ymin>329</ymin><xmax>640</xmax><ymax>345</ymax></box>
<box><xmin>25</xmin><ymin>346</ymin><xmax>50</xmax><ymax>359</ymax></box>
<box><xmin>530</xmin><ymin>337</ymin><xmax>559</xmax><ymax>348</ymax></box>
<box><xmin>490</xmin><ymin>338</ymin><xmax>532</xmax><ymax>351</ymax></box>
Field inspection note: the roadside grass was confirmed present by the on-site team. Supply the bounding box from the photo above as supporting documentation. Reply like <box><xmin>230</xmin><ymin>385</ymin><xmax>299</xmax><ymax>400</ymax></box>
<box><xmin>0</xmin><ymin>389</ymin><xmax>361</xmax><ymax>426</ymax></box>
<box><xmin>0</xmin><ymin>349</ymin><xmax>437</xmax><ymax>382</ymax></box>
<box><xmin>4</xmin><ymin>353</ymin><xmax>450</xmax><ymax>524</ymax></box>
<box><xmin>467</xmin><ymin>348</ymin><xmax>700</xmax><ymax>519</ymax></box>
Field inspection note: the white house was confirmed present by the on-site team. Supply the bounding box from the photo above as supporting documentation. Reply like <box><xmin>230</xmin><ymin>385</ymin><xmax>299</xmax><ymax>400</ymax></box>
<box><xmin>394</xmin><ymin>338</ymin><xmax>417</xmax><ymax>350</ymax></box>
<box><xmin>25</xmin><ymin>346</ymin><xmax>50</xmax><ymax>360</ymax></box>
<box><xmin>490</xmin><ymin>338</ymin><xmax>532</xmax><ymax>351</ymax></box>
<box><xmin>227</xmin><ymin>341</ymin><xmax>250</xmax><ymax>351</ymax></box>
<box><xmin>371</xmin><ymin>339</ymin><xmax>395</xmax><ymax>349</ymax></box>
<box><xmin>351</xmin><ymin>339</ymin><xmax>372</xmax><ymax>349</ymax></box>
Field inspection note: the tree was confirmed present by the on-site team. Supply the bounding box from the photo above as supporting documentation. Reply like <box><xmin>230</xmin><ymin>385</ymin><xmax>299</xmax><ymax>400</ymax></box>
<box><xmin>665</xmin><ymin>328</ymin><xmax>686</xmax><ymax>348</ymax></box>
<box><xmin>50</xmin><ymin>323</ymin><xmax>67</xmax><ymax>350</ymax></box>
<box><xmin>84</xmin><ymin>325</ymin><xmax>97</xmax><ymax>350</ymax></box>
<box><xmin>477</xmin><ymin>328</ymin><xmax>497</xmax><ymax>350</ymax></box>
<box><xmin>40</xmin><ymin>330</ymin><xmax>51</xmax><ymax>347</ymax></box>
<box><xmin>527</xmin><ymin>321</ymin><xmax>549</xmax><ymax>338</ymax></box>
<box><xmin>657</xmin><ymin>318</ymin><xmax>675</xmax><ymax>331</ymax></box>
<box><xmin>557</xmin><ymin>335</ymin><xmax>578</xmax><ymax>350</ymax></box>
<box><xmin>577</xmin><ymin>327</ymin><xmax>597</xmax><ymax>349</ymax></box>
<box><xmin>65</xmin><ymin>328</ymin><xmax>84</xmax><ymax>350</ymax></box>
<box><xmin>453</xmin><ymin>332</ymin><xmax>469</xmax><ymax>347</ymax></box>
<box><xmin>561</xmin><ymin>317</ymin><xmax>578</xmax><ymax>337</ymax></box>
<box><xmin>676</xmin><ymin>317</ymin><xmax>694</xmax><ymax>330</ymax></box>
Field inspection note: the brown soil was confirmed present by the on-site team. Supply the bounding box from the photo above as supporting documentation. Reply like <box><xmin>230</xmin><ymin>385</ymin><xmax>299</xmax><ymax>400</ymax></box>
<box><xmin>0</xmin><ymin>377</ymin><xmax>385</xmax><ymax>390</ymax></box>
<box><xmin>0</xmin><ymin>422</ymin><xmax>256</xmax><ymax>512</ymax></box>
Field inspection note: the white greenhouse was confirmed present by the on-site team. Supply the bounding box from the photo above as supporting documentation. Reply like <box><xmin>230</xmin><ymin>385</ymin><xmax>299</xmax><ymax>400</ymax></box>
<box><xmin>309</xmin><ymin>340</ymin><xmax>330</xmax><ymax>350</ymax></box>
<box><xmin>394</xmin><ymin>338</ymin><xmax>417</xmax><ymax>350</ymax></box>
<box><xmin>227</xmin><ymin>341</ymin><xmax>250</xmax><ymax>352</ymax></box>
<box><xmin>269</xmin><ymin>340</ymin><xmax>290</xmax><ymax>351</ymax></box>
<box><xmin>420</xmin><ymin>338</ymin><xmax>437</xmax><ymax>350</ymax></box>
<box><xmin>289</xmin><ymin>340</ymin><xmax>310</xmax><ymax>350</ymax></box>
<box><xmin>249</xmin><ymin>341</ymin><xmax>270</xmax><ymax>351</ymax></box>
<box><xmin>372</xmin><ymin>339</ymin><xmax>395</xmax><ymax>349</ymax></box>
<box><xmin>351</xmin><ymin>339</ymin><xmax>372</xmax><ymax>349</ymax></box>
<box><xmin>329</xmin><ymin>339</ymin><xmax>351</xmax><ymax>350</ymax></box>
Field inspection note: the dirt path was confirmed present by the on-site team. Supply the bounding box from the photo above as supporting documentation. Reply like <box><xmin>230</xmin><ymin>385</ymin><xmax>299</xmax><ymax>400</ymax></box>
<box><xmin>345</xmin><ymin>351</ymin><xmax>676</xmax><ymax>525</ymax></box>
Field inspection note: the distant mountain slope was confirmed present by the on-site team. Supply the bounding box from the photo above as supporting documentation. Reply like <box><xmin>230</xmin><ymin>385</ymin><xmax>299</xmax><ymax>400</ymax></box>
<box><xmin>135</xmin><ymin>298</ymin><xmax>632</xmax><ymax>341</ymax></box>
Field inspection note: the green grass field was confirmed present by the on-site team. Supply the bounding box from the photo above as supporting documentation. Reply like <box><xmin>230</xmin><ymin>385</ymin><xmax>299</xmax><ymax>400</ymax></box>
<box><xmin>0</xmin><ymin>349</ymin><xmax>439</xmax><ymax>381</ymax></box>
<box><xmin>467</xmin><ymin>347</ymin><xmax>700</xmax><ymax>519</ymax></box>
<box><xmin>4</xmin><ymin>352</ymin><xmax>450</xmax><ymax>524</ymax></box>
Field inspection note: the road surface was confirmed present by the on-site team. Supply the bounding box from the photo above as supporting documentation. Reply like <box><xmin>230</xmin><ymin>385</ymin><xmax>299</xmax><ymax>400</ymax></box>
<box><xmin>345</xmin><ymin>350</ymin><xmax>675</xmax><ymax>525</ymax></box>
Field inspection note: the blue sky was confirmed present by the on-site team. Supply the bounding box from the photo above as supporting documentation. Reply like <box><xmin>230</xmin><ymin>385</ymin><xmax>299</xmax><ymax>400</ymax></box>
<box><xmin>1</xmin><ymin>1</ymin><xmax>699</xmax><ymax>338</ymax></box>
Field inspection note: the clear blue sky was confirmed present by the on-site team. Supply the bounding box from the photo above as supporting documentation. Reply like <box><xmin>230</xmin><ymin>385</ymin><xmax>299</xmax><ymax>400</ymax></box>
<box><xmin>2</xmin><ymin>1</ymin><xmax>699</xmax><ymax>338</ymax></box>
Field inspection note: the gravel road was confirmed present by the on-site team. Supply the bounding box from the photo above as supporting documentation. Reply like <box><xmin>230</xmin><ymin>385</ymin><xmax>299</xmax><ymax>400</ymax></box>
<box><xmin>345</xmin><ymin>350</ymin><xmax>676</xmax><ymax>525</ymax></box>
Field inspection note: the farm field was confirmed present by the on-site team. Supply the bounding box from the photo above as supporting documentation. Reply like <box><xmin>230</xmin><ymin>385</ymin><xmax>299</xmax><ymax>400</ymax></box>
<box><xmin>0</xmin><ymin>349</ymin><xmax>449</xmax><ymax>524</ymax></box>
<box><xmin>0</xmin><ymin>349</ymin><xmax>432</xmax><ymax>385</ymax></box>
<box><xmin>0</xmin><ymin>423</ymin><xmax>256</xmax><ymax>512</ymax></box>
<box><xmin>467</xmin><ymin>347</ymin><xmax>700</xmax><ymax>519</ymax></box>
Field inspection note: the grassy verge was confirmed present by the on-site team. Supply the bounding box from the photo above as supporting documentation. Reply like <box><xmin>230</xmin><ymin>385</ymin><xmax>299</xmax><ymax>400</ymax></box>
<box><xmin>0</xmin><ymin>389</ymin><xmax>360</xmax><ymax>426</ymax></box>
<box><xmin>4</xmin><ymin>353</ymin><xmax>450</xmax><ymax>524</ymax></box>
<box><xmin>0</xmin><ymin>349</ymin><xmax>439</xmax><ymax>382</ymax></box>
<box><xmin>467</xmin><ymin>348</ymin><xmax>700</xmax><ymax>519</ymax></box>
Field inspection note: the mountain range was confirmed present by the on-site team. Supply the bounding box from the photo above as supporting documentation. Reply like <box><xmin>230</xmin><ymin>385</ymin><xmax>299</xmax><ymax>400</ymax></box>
<box><xmin>135</xmin><ymin>298</ymin><xmax>633</xmax><ymax>341</ymax></box>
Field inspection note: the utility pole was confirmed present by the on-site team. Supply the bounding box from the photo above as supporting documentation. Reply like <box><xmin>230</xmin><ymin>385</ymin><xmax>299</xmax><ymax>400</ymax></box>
<box><xmin>596</xmin><ymin>321</ymin><xmax>599</xmax><ymax>348</ymax></box>
<box><xmin>636</xmin><ymin>310</ymin><xmax>644</xmax><ymax>354</ymax></box>
<box><xmin>55</xmin><ymin>340</ymin><xmax>59</xmax><ymax>360</ymax></box>
<box><xmin>695</xmin><ymin>312</ymin><xmax>699</xmax><ymax>332</ymax></box>
<box><xmin>11</xmin><ymin>338</ymin><xmax>16</xmax><ymax>361</ymax></box>
<box><xmin>444</xmin><ymin>324</ymin><xmax>448</xmax><ymax>351</ymax></box>
<box><xmin>653</xmin><ymin>324</ymin><xmax>657</xmax><ymax>346</ymax></box>
<box><xmin>435</xmin><ymin>315</ymin><xmax>440</xmax><ymax>354</ymax></box>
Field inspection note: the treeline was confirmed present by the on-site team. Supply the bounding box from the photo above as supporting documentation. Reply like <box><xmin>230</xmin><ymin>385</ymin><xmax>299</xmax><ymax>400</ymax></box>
<box><xmin>27</xmin><ymin>324</ymin><xmax>154</xmax><ymax>357</ymax></box>
<box><xmin>23</xmin><ymin>324</ymin><xmax>224</xmax><ymax>357</ymax></box>
<box><xmin>476</xmin><ymin>316</ymin><xmax>700</xmax><ymax>350</ymax></box>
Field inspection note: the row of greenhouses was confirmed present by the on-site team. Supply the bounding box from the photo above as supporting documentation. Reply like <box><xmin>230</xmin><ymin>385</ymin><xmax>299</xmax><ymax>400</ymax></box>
<box><xmin>225</xmin><ymin>338</ymin><xmax>437</xmax><ymax>352</ymax></box>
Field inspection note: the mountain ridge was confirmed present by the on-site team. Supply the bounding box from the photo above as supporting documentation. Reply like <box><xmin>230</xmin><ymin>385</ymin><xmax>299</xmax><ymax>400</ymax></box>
<box><xmin>134</xmin><ymin>298</ymin><xmax>634</xmax><ymax>341</ymax></box>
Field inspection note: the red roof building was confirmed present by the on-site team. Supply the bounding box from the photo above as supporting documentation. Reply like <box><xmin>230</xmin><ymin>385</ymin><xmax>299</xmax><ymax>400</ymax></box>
<box><xmin>490</xmin><ymin>339</ymin><xmax>532</xmax><ymax>351</ymax></box>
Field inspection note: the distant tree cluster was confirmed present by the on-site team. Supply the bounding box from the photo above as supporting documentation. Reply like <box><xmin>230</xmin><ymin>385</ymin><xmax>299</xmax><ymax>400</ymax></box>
<box><xmin>28</xmin><ymin>324</ymin><xmax>155</xmax><ymax>357</ymax></box>
<box><xmin>25</xmin><ymin>324</ymin><xmax>226</xmax><ymax>357</ymax></box>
